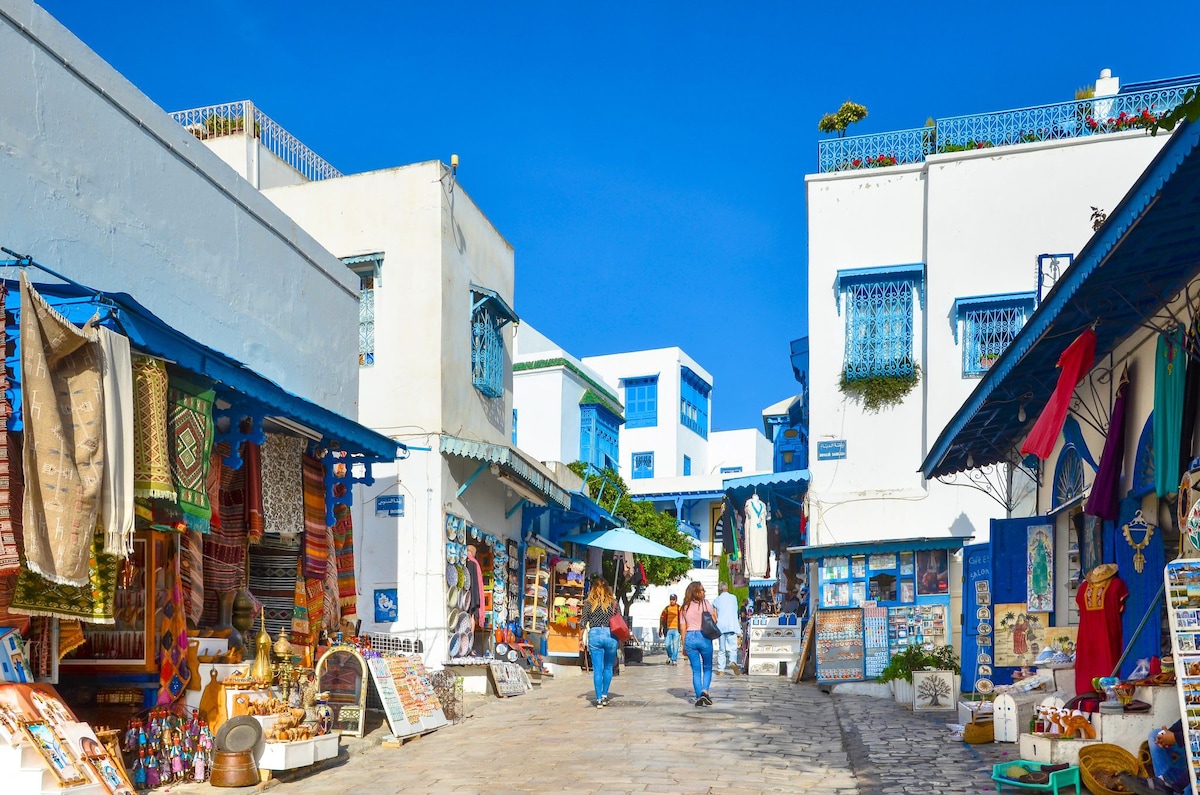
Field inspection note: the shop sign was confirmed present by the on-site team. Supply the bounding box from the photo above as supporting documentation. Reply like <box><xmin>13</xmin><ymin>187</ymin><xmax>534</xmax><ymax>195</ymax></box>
<box><xmin>376</xmin><ymin>494</ymin><xmax>405</xmax><ymax>517</ymax></box>
<box><xmin>817</xmin><ymin>440</ymin><xmax>847</xmax><ymax>461</ymax></box>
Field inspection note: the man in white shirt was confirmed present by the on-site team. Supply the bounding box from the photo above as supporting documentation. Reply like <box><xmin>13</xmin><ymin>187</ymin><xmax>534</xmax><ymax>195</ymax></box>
<box><xmin>712</xmin><ymin>582</ymin><xmax>742</xmax><ymax>675</ymax></box>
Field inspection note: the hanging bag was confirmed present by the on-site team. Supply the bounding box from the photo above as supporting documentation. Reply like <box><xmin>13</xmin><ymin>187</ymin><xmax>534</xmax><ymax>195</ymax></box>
<box><xmin>609</xmin><ymin>610</ymin><xmax>632</xmax><ymax>643</ymax></box>
<box><xmin>700</xmin><ymin>601</ymin><xmax>721</xmax><ymax>640</ymax></box>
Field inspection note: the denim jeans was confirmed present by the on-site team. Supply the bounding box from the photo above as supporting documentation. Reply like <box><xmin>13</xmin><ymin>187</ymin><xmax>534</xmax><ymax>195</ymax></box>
<box><xmin>665</xmin><ymin>628</ymin><xmax>681</xmax><ymax>662</ymax></box>
<box><xmin>588</xmin><ymin>627</ymin><xmax>618</xmax><ymax>700</ymax></box>
<box><xmin>1148</xmin><ymin>727</ymin><xmax>1192</xmax><ymax>794</ymax></box>
<box><xmin>717</xmin><ymin>631</ymin><xmax>738</xmax><ymax>671</ymax></box>
<box><xmin>684</xmin><ymin>631</ymin><xmax>713</xmax><ymax>698</ymax></box>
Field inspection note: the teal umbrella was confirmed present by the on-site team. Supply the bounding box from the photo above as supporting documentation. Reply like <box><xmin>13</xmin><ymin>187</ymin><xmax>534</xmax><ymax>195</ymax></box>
<box><xmin>565</xmin><ymin>526</ymin><xmax>687</xmax><ymax>558</ymax></box>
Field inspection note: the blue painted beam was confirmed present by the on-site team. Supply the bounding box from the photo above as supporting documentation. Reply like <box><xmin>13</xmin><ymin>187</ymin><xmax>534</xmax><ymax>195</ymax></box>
<box><xmin>505</xmin><ymin>498</ymin><xmax>527</xmax><ymax>519</ymax></box>
<box><xmin>456</xmin><ymin>462</ymin><xmax>488</xmax><ymax>499</ymax></box>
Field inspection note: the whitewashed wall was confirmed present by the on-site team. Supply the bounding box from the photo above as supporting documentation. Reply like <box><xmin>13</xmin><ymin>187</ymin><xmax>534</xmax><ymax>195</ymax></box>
<box><xmin>709</xmin><ymin>428</ymin><xmax>773</xmax><ymax>475</ymax></box>
<box><xmin>805</xmin><ymin>131</ymin><xmax>1172</xmax><ymax>549</ymax></box>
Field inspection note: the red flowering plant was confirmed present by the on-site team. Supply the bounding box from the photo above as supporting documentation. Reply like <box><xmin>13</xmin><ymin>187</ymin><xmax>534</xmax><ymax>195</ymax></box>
<box><xmin>866</xmin><ymin>154</ymin><xmax>898</xmax><ymax>167</ymax></box>
<box><xmin>1085</xmin><ymin>106</ymin><xmax>1162</xmax><ymax>133</ymax></box>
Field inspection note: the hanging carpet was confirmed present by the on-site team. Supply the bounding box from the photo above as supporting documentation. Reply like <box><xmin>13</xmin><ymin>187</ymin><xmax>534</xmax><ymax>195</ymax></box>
<box><xmin>0</xmin><ymin>290</ymin><xmax>18</xmax><ymax>573</ymax></box>
<box><xmin>168</xmin><ymin>380</ymin><xmax>216</xmax><ymax>532</ymax></box>
<box><xmin>248</xmin><ymin>538</ymin><xmax>300</xmax><ymax>640</ymax></box>
<box><xmin>242</xmin><ymin>441</ymin><xmax>264</xmax><ymax>544</ymax></box>
<box><xmin>98</xmin><ymin>326</ymin><xmax>134</xmax><ymax>558</ymax></box>
<box><xmin>10</xmin><ymin>531</ymin><xmax>120</xmax><ymax>624</ymax></box>
<box><xmin>181</xmin><ymin>529</ymin><xmax>204</xmax><ymax>625</ymax></box>
<box><xmin>201</xmin><ymin>446</ymin><xmax>249</xmax><ymax>625</ymax></box>
<box><xmin>301</xmin><ymin>454</ymin><xmax>328</xmax><ymax>579</ymax></box>
<box><xmin>1155</xmin><ymin>326</ymin><xmax>1187</xmax><ymax>497</ymax></box>
<box><xmin>324</xmin><ymin>530</ymin><xmax>340</xmax><ymax>632</ymax></box>
<box><xmin>131</xmin><ymin>354</ymin><xmax>174</xmax><ymax>501</ymax></box>
<box><xmin>331</xmin><ymin>504</ymin><xmax>357</xmax><ymax>622</ymax></box>
<box><xmin>19</xmin><ymin>273</ymin><xmax>105</xmax><ymax>587</ymax></box>
<box><xmin>156</xmin><ymin>538</ymin><xmax>190</xmax><ymax>703</ymax></box>
<box><xmin>260</xmin><ymin>433</ymin><xmax>304</xmax><ymax>537</ymax></box>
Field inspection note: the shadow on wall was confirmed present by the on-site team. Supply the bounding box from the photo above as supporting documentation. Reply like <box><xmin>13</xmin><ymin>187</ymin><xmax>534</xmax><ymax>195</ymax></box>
<box><xmin>949</xmin><ymin>511</ymin><xmax>977</xmax><ymax>541</ymax></box>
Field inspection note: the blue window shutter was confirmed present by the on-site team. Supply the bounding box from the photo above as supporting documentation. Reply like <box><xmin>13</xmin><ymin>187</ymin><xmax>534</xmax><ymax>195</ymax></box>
<box><xmin>624</xmin><ymin>376</ymin><xmax>658</xmax><ymax>428</ymax></box>
<box><xmin>683</xmin><ymin>455</ymin><xmax>692</xmax><ymax>476</ymax></box>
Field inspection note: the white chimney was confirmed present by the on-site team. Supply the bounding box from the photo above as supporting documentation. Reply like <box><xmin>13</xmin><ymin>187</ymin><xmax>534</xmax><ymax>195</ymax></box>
<box><xmin>1094</xmin><ymin>68</ymin><xmax>1120</xmax><ymax>97</ymax></box>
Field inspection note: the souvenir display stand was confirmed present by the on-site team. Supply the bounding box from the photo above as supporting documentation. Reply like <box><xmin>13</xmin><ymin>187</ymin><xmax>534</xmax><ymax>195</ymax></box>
<box><xmin>523</xmin><ymin>546</ymin><xmax>549</xmax><ymax>636</ymax></box>
<box><xmin>747</xmin><ymin>615</ymin><xmax>803</xmax><ymax>676</ymax></box>
<box><xmin>365</xmin><ymin>653</ymin><xmax>447</xmax><ymax>742</ymax></box>
<box><xmin>1164</xmin><ymin>559</ymin><xmax>1200</xmax><ymax>790</ymax></box>
<box><xmin>1017</xmin><ymin>684</ymin><xmax>1178</xmax><ymax>765</ymax></box>
<box><xmin>0</xmin><ymin>682</ymin><xmax>136</xmax><ymax>795</ymax></box>
<box><xmin>544</xmin><ymin>558</ymin><xmax>585</xmax><ymax>660</ymax></box>
<box><xmin>814</xmin><ymin>609</ymin><xmax>864</xmax><ymax>682</ymax></box>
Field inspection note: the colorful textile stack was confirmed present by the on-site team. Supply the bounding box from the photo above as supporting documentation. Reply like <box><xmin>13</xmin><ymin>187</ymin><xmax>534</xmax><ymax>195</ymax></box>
<box><xmin>167</xmin><ymin>381</ymin><xmax>216</xmax><ymax>532</ymax></box>
<box><xmin>291</xmin><ymin>560</ymin><xmax>310</xmax><ymax>646</ymax></box>
<box><xmin>248</xmin><ymin>539</ymin><xmax>301</xmax><ymax>640</ymax></box>
<box><xmin>261</xmin><ymin>433</ymin><xmax>304</xmax><ymax>536</ymax></box>
<box><xmin>20</xmin><ymin>273</ymin><xmax>104</xmax><ymax>586</ymax></box>
<box><xmin>301</xmin><ymin>454</ymin><xmax>328</xmax><ymax>579</ymax></box>
<box><xmin>132</xmin><ymin>354</ymin><xmax>174</xmax><ymax>500</ymax></box>
<box><xmin>0</xmin><ymin>435</ymin><xmax>30</xmax><ymax>635</ymax></box>
<box><xmin>0</xmin><ymin>289</ymin><xmax>18</xmax><ymax>575</ymax></box>
<box><xmin>331</xmin><ymin>504</ymin><xmax>357</xmax><ymax>622</ymax></box>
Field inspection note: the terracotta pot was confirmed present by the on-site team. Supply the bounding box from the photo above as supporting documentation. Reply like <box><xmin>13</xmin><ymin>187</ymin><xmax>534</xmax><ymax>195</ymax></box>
<box><xmin>210</xmin><ymin>750</ymin><xmax>258</xmax><ymax>788</ymax></box>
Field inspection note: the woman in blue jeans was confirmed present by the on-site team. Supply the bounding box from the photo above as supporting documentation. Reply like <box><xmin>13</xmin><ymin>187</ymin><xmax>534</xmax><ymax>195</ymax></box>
<box><xmin>580</xmin><ymin>578</ymin><xmax>619</xmax><ymax>708</ymax></box>
<box><xmin>679</xmin><ymin>580</ymin><xmax>717</xmax><ymax>707</ymax></box>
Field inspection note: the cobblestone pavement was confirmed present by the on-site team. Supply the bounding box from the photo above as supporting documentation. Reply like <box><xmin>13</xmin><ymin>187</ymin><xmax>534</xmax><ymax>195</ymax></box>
<box><xmin>196</xmin><ymin>658</ymin><xmax>1013</xmax><ymax>795</ymax></box>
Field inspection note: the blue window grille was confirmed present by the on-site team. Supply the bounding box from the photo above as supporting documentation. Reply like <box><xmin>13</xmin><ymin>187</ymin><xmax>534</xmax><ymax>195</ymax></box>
<box><xmin>719</xmin><ymin>466</ymin><xmax>743</xmax><ymax>474</ymax></box>
<box><xmin>470</xmin><ymin>285</ymin><xmax>518</xmax><ymax>400</ymax></box>
<box><xmin>624</xmin><ymin>376</ymin><xmax>658</xmax><ymax>428</ymax></box>
<box><xmin>580</xmin><ymin>405</ymin><xmax>620</xmax><ymax>471</ymax></box>
<box><xmin>512</xmin><ymin>409</ymin><xmax>518</xmax><ymax>445</ymax></box>
<box><xmin>953</xmin><ymin>292</ymin><xmax>1036</xmax><ymax>378</ymax></box>
<box><xmin>836</xmin><ymin>265</ymin><xmax>924</xmax><ymax>381</ymax></box>
<box><xmin>632</xmin><ymin>451</ymin><xmax>654</xmax><ymax>479</ymax></box>
<box><xmin>683</xmin><ymin>455</ymin><xmax>692</xmax><ymax>476</ymax></box>
<box><xmin>342</xmin><ymin>253</ymin><xmax>384</xmax><ymax>368</ymax></box>
<box><xmin>680</xmin><ymin>367</ymin><xmax>711</xmax><ymax>438</ymax></box>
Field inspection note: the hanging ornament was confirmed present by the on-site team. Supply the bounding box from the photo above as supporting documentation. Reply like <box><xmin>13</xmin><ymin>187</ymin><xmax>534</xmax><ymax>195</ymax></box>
<box><xmin>1122</xmin><ymin>509</ymin><xmax>1155</xmax><ymax>573</ymax></box>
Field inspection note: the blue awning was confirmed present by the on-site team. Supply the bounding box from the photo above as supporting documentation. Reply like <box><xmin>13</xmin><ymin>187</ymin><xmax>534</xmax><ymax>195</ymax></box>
<box><xmin>569</xmin><ymin>491</ymin><xmax>621</xmax><ymax>528</ymax></box>
<box><xmin>440</xmin><ymin>435</ymin><xmax>570</xmax><ymax>508</ymax></box>
<box><xmin>749</xmin><ymin>578</ymin><xmax>778</xmax><ymax>588</ymax></box>
<box><xmin>798</xmin><ymin>536</ymin><xmax>969</xmax><ymax>560</ymax></box>
<box><xmin>4</xmin><ymin>278</ymin><xmax>402</xmax><ymax>461</ymax></box>
<box><xmin>470</xmin><ymin>284</ymin><xmax>519</xmax><ymax>327</ymax></box>
<box><xmin>923</xmin><ymin>119</ymin><xmax>1200</xmax><ymax>478</ymax></box>
<box><xmin>723</xmin><ymin>470</ymin><xmax>810</xmax><ymax>505</ymax></box>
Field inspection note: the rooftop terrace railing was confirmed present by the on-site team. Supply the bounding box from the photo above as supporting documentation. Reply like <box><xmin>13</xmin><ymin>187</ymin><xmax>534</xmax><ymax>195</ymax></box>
<box><xmin>171</xmin><ymin>100</ymin><xmax>342</xmax><ymax>182</ymax></box>
<box><xmin>817</xmin><ymin>81</ymin><xmax>1200</xmax><ymax>173</ymax></box>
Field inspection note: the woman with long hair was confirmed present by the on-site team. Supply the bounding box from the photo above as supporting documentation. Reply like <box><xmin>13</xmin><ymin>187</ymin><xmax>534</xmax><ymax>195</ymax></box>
<box><xmin>580</xmin><ymin>576</ymin><xmax>619</xmax><ymax>708</ymax></box>
<box><xmin>679</xmin><ymin>580</ymin><xmax>717</xmax><ymax>706</ymax></box>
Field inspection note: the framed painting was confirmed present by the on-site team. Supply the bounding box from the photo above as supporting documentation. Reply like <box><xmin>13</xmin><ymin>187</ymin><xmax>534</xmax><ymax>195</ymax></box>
<box><xmin>20</xmin><ymin>720</ymin><xmax>89</xmax><ymax>787</ymax></box>
<box><xmin>916</xmin><ymin>549</ymin><xmax>949</xmax><ymax>596</ymax></box>
<box><xmin>913</xmin><ymin>670</ymin><xmax>956</xmax><ymax>711</ymax></box>
<box><xmin>1026</xmin><ymin>525</ymin><xmax>1054</xmax><ymax>612</ymax></box>
<box><xmin>994</xmin><ymin>604</ymin><xmax>1047</xmax><ymax>667</ymax></box>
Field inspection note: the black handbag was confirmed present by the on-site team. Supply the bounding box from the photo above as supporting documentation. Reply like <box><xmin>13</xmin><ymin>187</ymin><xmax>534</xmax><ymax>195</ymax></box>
<box><xmin>700</xmin><ymin>608</ymin><xmax>721</xmax><ymax>640</ymax></box>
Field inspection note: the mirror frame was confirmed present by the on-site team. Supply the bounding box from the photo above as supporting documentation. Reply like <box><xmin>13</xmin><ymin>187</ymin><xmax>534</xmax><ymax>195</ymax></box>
<box><xmin>315</xmin><ymin>644</ymin><xmax>368</xmax><ymax>738</ymax></box>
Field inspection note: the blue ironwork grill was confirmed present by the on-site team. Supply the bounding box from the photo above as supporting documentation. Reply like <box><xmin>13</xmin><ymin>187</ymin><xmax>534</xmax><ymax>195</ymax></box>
<box><xmin>358</xmin><ymin>275</ymin><xmax>375</xmax><ymax>367</ymax></box>
<box><xmin>962</xmin><ymin>305</ymin><xmax>1025</xmax><ymax>377</ymax></box>
<box><xmin>471</xmin><ymin>306</ymin><xmax>503</xmax><ymax>398</ymax></box>
<box><xmin>817</xmin><ymin>81</ymin><xmax>1199</xmax><ymax>173</ymax></box>
<box><xmin>580</xmin><ymin>406</ymin><xmax>620</xmax><ymax>470</ymax></box>
<box><xmin>843</xmin><ymin>280</ymin><xmax>915</xmax><ymax>380</ymax></box>
<box><xmin>632</xmin><ymin>452</ymin><xmax>654</xmax><ymax>479</ymax></box>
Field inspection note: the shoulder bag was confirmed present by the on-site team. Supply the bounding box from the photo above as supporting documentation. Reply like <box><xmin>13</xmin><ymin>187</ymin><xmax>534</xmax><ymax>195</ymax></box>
<box><xmin>700</xmin><ymin>601</ymin><xmax>721</xmax><ymax>640</ymax></box>
<box><xmin>609</xmin><ymin>609</ymin><xmax>632</xmax><ymax>642</ymax></box>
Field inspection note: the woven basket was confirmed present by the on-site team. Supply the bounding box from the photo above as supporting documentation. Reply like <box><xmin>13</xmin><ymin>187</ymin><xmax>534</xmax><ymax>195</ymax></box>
<box><xmin>1078</xmin><ymin>743</ymin><xmax>1146</xmax><ymax>795</ymax></box>
<box><xmin>962</xmin><ymin>710</ymin><xmax>994</xmax><ymax>744</ymax></box>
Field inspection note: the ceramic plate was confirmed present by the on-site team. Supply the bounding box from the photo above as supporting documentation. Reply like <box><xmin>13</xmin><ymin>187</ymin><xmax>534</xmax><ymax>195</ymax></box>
<box><xmin>978</xmin><ymin>652</ymin><xmax>993</xmax><ymax>664</ymax></box>
<box><xmin>496</xmin><ymin>643</ymin><xmax>509</xmax><ymax>656</ymax></box>
<box><xmin>447</xmin><ymin>608</ymin><xmax>461</xmax><ymax>632</ymax></box>
<box><xmin>457</xmin><ymin>630</ymin><xmax>474</xmax><ymax>654</ymax></box>
<box><xmin>447</xmin><ymin>586</ymin><xmax>460</xmax><ymax>608</ymax></box>
<box><xmin>457</xmin><ymin>589</ymin><xmax>470</xmax><ymax>611</ymax></box>
<box><xmin>449</xmin><ymin>634</ymin><xmax>464</xmax><ymax>658</ymax></box>
<box><xmin>976</xmin><ymin>606</ymin><xmax>991</xmax><ymax>620</ymax></box>
<box><xmin>457</xmin><ymin>565</ymin><xmax>467</xmax><ymax>589</ymax></box>
<box><xmin>446</xmin><ymin>563</ymin><xmax>457</xmax><ymax>585</ymax></box>
<box><xmin>976</xmin><ymin>678</ymin><xmax>995</xmax><ymax>695</ymax></box>
<box><xmin>455</xmin><ymin>612</ymin><xmax>473</xmax><ymax>635</ymax></box>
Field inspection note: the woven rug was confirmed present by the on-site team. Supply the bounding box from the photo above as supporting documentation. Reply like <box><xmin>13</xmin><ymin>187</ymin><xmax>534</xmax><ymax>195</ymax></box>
<box><xmin>168</xmin><ymin>380</ymin><xmax>216</xmax><ymax>532</ymax></box>
<box><xmin>181</xmin><ymin>529</ymin><xmax>204</xmax><ymax>625</ymax></box>
<box><xmin>0</xmin><ymin>290</ymin><xmax>18</xmax><ymax>575</ymax></box>
<box><xmin>261</xmin><ymin>433</ymin><xmax>304</xmax><ymax>537</ymax></box>
<box><xmin>201</xmin><ymin>448</ymin><xmax>249</xmax><ymax>624</ymax></box>
<box><xmin>331</xmin><ymin>504</ymin><xmax>357</xmax><ymax>622</ymax></box>
<box><xmin>0</xmin><ymin>436</ymin><xmax>30</xmax><ymax>634</ymax></box>
<box><xmin>242</xmin><ymin>441</ymin><xmax>264</xmax><ymax>544</ymax></box>
<box><xmin>58</xmin><ymin>619</ymin><xmax>85</xmax><ymax>658</ymax></box>
<box><xmin>20</xmin><ymin>274</ymin><xmax>104</xmax><ymax>586</ymax></box>
<box><xmin>156</xmin><ymin>539</ymin><xmax>190</xmax><ymax>703</ymax></box>
<box><xmin>248</xmin><ymin>540</ymin><xmax>300</xmax><ymax>640</ymax></box>
<box><xmin>291</xmin><ymin>560</ymin><xmax>311</xmax><ymax>646</ymax></box>
<box><xmin>301</xmin><ymin>454</ymin><xmax>327</xmax><ymax>579</ymax></box>
<box><xmin>324</xmin><ymin>530</ymin><xmax>340</xmax><ymax>632</ymax></box>
<box><xmin>97</xmin><ymin>326</ymin><xmax>134</xmax><ymax>558</ymax></box>
<box><xmin>10</xmin><ymin>532</ymin><xmax>120</xmax><ymax>624</ymax></box>
<box><xmin>132</xmin><ymin>355</ymin><xmax>174</xmax><ymax>500</ymax></box>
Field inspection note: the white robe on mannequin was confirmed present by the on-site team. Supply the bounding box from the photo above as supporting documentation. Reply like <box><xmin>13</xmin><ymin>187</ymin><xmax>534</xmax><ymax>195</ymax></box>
<box><xmin>743</xmin><ymin>494</ymin><xmax>769</xmax><ymax>578</ymax></box>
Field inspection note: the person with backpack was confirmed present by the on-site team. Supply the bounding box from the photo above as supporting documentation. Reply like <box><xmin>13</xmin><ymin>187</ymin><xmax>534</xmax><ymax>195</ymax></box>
<box><xmin>658</xmin><ymin>594</ymin><xmax>682</xmax><ymax>665</ymax></box>
<box><xmin>679</xmin><ymin>581</ymin><xmax>719</xmax><ymax>707</ymax></box>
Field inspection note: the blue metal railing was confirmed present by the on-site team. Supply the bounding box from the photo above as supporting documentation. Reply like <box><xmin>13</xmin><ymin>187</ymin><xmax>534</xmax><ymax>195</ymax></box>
<box><xmin>817</xmin><ymin>81</ymin><xmax>1199</xmax><ymax>173</ymax></box>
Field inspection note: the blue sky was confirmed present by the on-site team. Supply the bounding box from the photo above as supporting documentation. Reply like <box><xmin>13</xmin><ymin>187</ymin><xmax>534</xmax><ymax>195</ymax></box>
<box><xmin>38</xmin><ymin>1</ymin><xmax>1197</xmax><ymax>432</ymax></box>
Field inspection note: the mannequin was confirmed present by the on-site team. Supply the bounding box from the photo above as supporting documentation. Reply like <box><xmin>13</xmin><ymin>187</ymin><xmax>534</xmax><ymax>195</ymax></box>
<box><xmin>743</xmin><ymin>493</ymin><xmax>768</xmax><ymax>578</ymax></box>
<box><xmin>1074</xmin><ymin>563</ymin><xmax>1128</xmax><ymax>695</ymax></box>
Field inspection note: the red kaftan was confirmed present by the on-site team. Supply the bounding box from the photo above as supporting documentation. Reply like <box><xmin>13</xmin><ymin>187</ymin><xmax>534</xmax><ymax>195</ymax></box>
<box><xmin>1074</xmin><ymin>575</ymin><xmax>1128</xmax><ymax>695</ymax></box>
<box><xmin>1021</xmin><ymin>328</ymin><xmax>1098</xmax><ymax>460</ymax></box>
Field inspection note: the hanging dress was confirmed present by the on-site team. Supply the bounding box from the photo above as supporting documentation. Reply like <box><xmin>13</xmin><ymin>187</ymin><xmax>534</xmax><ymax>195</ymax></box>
<box><xmin>1074</xmin><ymin>564</ymin><xmax>1127</xmax><ymax>695</ymax></box>
<box><xmin>1021</xmin><ymin>328</ymin><xmax>1097</xmax><ymax>460</ymax></box>
<box><xmin>1179</xmin><ymin>314</ymin><xmax>1200</xmax><ymax>475</ymax></box>
<box><xmin>1084</xmin><ymin>367</ymin><xmax>1130</xmax><ymax>520</ymax></box>
<box><xmin>1156</xmin><ymin>326</ymin><xmax>1187</xmax><ymax>497</ymax></box>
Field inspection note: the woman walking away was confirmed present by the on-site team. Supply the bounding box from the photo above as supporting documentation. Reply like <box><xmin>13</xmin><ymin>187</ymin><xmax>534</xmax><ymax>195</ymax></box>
<box><xmin>580</xmin><ymin>577</ymin><xmax>619</xmax><ymax>708</ymax></box>
<box><xmin>679</xmin><ymin>581</ymin><xmax>717</xmax><ymax>707</ymax></box>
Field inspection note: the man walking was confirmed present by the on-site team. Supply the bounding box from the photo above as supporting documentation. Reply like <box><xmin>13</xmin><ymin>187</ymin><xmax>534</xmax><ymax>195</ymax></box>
<box><xmin>659</xmin><ymin>594</ymin><xmax>682</xmax><ymax>665</ymax></box>
<box><xmin>713</xmin><ymin>582</ymin><xmax>742</xmax><ymax>675</ymax></box>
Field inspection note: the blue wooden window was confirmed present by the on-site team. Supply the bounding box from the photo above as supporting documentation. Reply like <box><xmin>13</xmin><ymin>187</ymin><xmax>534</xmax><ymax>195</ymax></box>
<box><xmin>470</xmin><ymin>285</ymin><xmax>518</xmax><ymax>400</ymax></box>
<box><xmin>836</xmin><ymin>264</ymin><xmax>924</xmax><ymax>381</ymax></box>
<box><xmin>680</xmin><ymin>367</ymin><xmax>711</xmax><ymax>438</ymax></box>
<box><xmin>511</xmin><ymin>409</ymin><xmax>518</xmax><ymax>445</ymax></box>
<box><xmin>683</xmin><ymin>455</ymin><xmax>692</xmax><ymax>476</ymax></box>
<box><xmin>632</xmin><ymin>451</ymin><xmax>654</xmax><ymax>479</ymax></box>
<box><xmin>624</xmin><ymin>376</ymin><xmax>658</xmax><ymax>428</ymax></box>
<box><xmin>580</xmin><ymin>405</ymin><xmax>620</xmax><ymax>471</ymax></box>
<box><xmin>953</xmin><ymin>292</ymin><xmax>1035</xmax><ymax>377</ymax></box>
<box><xmin>342</xmin><ymin>253</ymin><xmax>383</xmax><ymax>368</ymax></box>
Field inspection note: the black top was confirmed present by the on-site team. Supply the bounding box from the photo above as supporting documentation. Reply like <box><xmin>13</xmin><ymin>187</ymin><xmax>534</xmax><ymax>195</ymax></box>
<box><xmin>580</xmin><ymin>600</ymin><xmax>616</xmax><ymax>629</ymax></box>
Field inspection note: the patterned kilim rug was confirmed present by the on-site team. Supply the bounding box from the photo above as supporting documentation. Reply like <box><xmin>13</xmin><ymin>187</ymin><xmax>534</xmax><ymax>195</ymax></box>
<box><xmin>157</xmin><ymin>538</ymin><xmax>190</xmax><ymax>703</ymax></box>
<box><xmin>201</xmin><ymin>447</ymin><xmax>249</xmax><ymax>625</ymax></box>
<box><xmin>248</xmin><ymin>538</ymin><xmax>300</xmax><ymax>640</ymax></box>
<box><xmin>19</xmin><ymin>274</ymin><xmax>104</xmax><ymax>587</ymax></box>
<box><xmin>261</xmin><ymin>434</ymin><xmax>304</xmax><ymax>537</ymax></box>
<box><xmin>132</xmin><ymin>355</ymin><xmax>174</xmax><ymax>501</ymax></box>
<box><xmin>168</xmin><ymin>380</ymin><xmax>216</xmax><ymax>532</ymax></box>
<box><xmin>10</xmin><ymin>532</ymin><xmax>120</xmax><ymax>624</ymax></box>
<box><xmin>301</xmin><ymin>454</ymin><xmax>327</xmax><ymax>579</ymax></box>
<box><xmin>242</xmin><ymin>441</ymin><xmax>264</xmax><ymax>544</ymax></box>
<box><xmin>331</xmin><ymin>504</ymin><xmax>357</xmax><ymax>622</ymax></box>
<box><xmin>0</xmin><ymin>289</ymin><xmax>19</xmax><ymax>574</ymax></box>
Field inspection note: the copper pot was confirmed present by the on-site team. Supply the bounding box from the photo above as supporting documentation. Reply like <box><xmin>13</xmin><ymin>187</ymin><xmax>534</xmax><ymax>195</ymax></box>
<box><xmin>210</xmin><ymin>750</ymin><xmax>259</xmax><ymax>788</ymax></box>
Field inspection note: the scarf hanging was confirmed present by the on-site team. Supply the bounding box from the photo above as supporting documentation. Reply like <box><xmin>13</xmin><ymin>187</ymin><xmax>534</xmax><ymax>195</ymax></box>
<box><xmin>1180</xmin><ymin>314</ymin><xmax>1200</xmax><ymax>474</ymax></box>
<box><xmin>1156</xmin><ymin>326</ymin><xmax>1187</xmax><ymax>497</ymax></box>
<box><xmin>331</xmin><ymin>504</ymin><xmax>358</xmax><ymax>622</ymax></box>
<box><xmin>291</xmin><ymin>560</ymin><xmax>311</xmax><ymax>645</ymax></box>
<box><xmin>1021</xmin><ymin>328</ymin><xmax>1097</xmax><ymax>460</ymax></box>
<box><xmin>98</xmin><ymin>327</ymin><xmax>135</xmax><ymax>558</ymax></box>
<box><xmin>242</xmin><ymin>441</ymin><xmax>264</xmax><ymax>544</ymax></box>
<box><xmin>261</xmin><ymin>433</ymin><xmax>304</xmax><ymax>536</ymax></box>
<box><xmin>168</xmin><ymin>379</ymin><xmax>216</xmax><ymax>532</ymax></box>
<box><xmin>301</xmin><ymin>454</ymin><xmax>328</xmax><ymax>579</ymax></box>
<box><xmin>132</xmin><ymin>355</ymin><xmax>174</xmax><ymax>500</ymax></box>
<box><xmin>10</xmin><ymin>531</ymin><xmax>120</xmax><ymax>623</ymax></box>
<box><xmin>19</xmin><ymin>273</ymin><xmax>105</xmax><ymax>586</ymax></box>
<box><xmin>1085</xmin><ymin>366</ymin><xmax>1130</xmax><ymax>520</ymax></box>
<box><xmin>206</xmin><ymin>448</ymin><xmax>223</xmax><ymax>531</ymax></box>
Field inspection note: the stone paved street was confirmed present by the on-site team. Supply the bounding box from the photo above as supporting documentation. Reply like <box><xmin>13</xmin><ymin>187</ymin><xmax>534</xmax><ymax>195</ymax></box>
<box><xmin>239</xmin><ymin>659</ymin><xmax>1015</xmax><ymax>795</ymax></box>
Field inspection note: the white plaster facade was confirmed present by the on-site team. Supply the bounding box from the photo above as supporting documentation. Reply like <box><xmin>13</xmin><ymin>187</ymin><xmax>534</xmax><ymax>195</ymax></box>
<box><xmin>709</xmin><ymin>428</ymin><xmax>773</xmax><ymax>476</ymax></box>
<box><xmin>0</xmin><ymin>0</ymin><xmax>360</xmax><ymax>416</ymax></box>
<box><xmin>805</xmin><ymin>81</ymin><xmax>1174</xmax><ymax>552</ymax></box>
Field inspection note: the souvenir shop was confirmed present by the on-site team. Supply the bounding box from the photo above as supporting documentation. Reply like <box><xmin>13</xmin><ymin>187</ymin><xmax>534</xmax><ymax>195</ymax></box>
<box><xmin>799</xmin><ymin>538</ymin><xmax>959</xmax><ymax>683</ymax></box>
<box><xmin>0</xmin><ymin>269</ymin><xmax>403</xmax><ymax>792</ymax></box>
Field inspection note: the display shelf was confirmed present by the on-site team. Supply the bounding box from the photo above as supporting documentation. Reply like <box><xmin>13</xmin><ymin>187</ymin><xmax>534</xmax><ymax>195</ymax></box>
<box><xmin>748</xmin><ymin>618</ymin><xmax>802</xmax><ymax>677</ymax></box>
<box><xmin>815</xmin><ymin>608</ymin><xmax>864</xmax><ymax>682</ymax></box>
<box><xmin>545</xmin><ymin>558</ymin><xmax>585</xmax><ymax>657</ymax></box>
<box><xmin>522</xmin><ymin>547</ymin><xmax>549</xmax><ymax>634</ymax></box>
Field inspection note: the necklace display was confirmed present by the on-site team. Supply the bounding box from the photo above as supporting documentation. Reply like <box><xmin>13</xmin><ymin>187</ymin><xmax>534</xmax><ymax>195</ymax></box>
<box><xmin>1122</xmin><ymin>509</ymin><xmax>1155</xmax><ymax>573</ymax></box>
